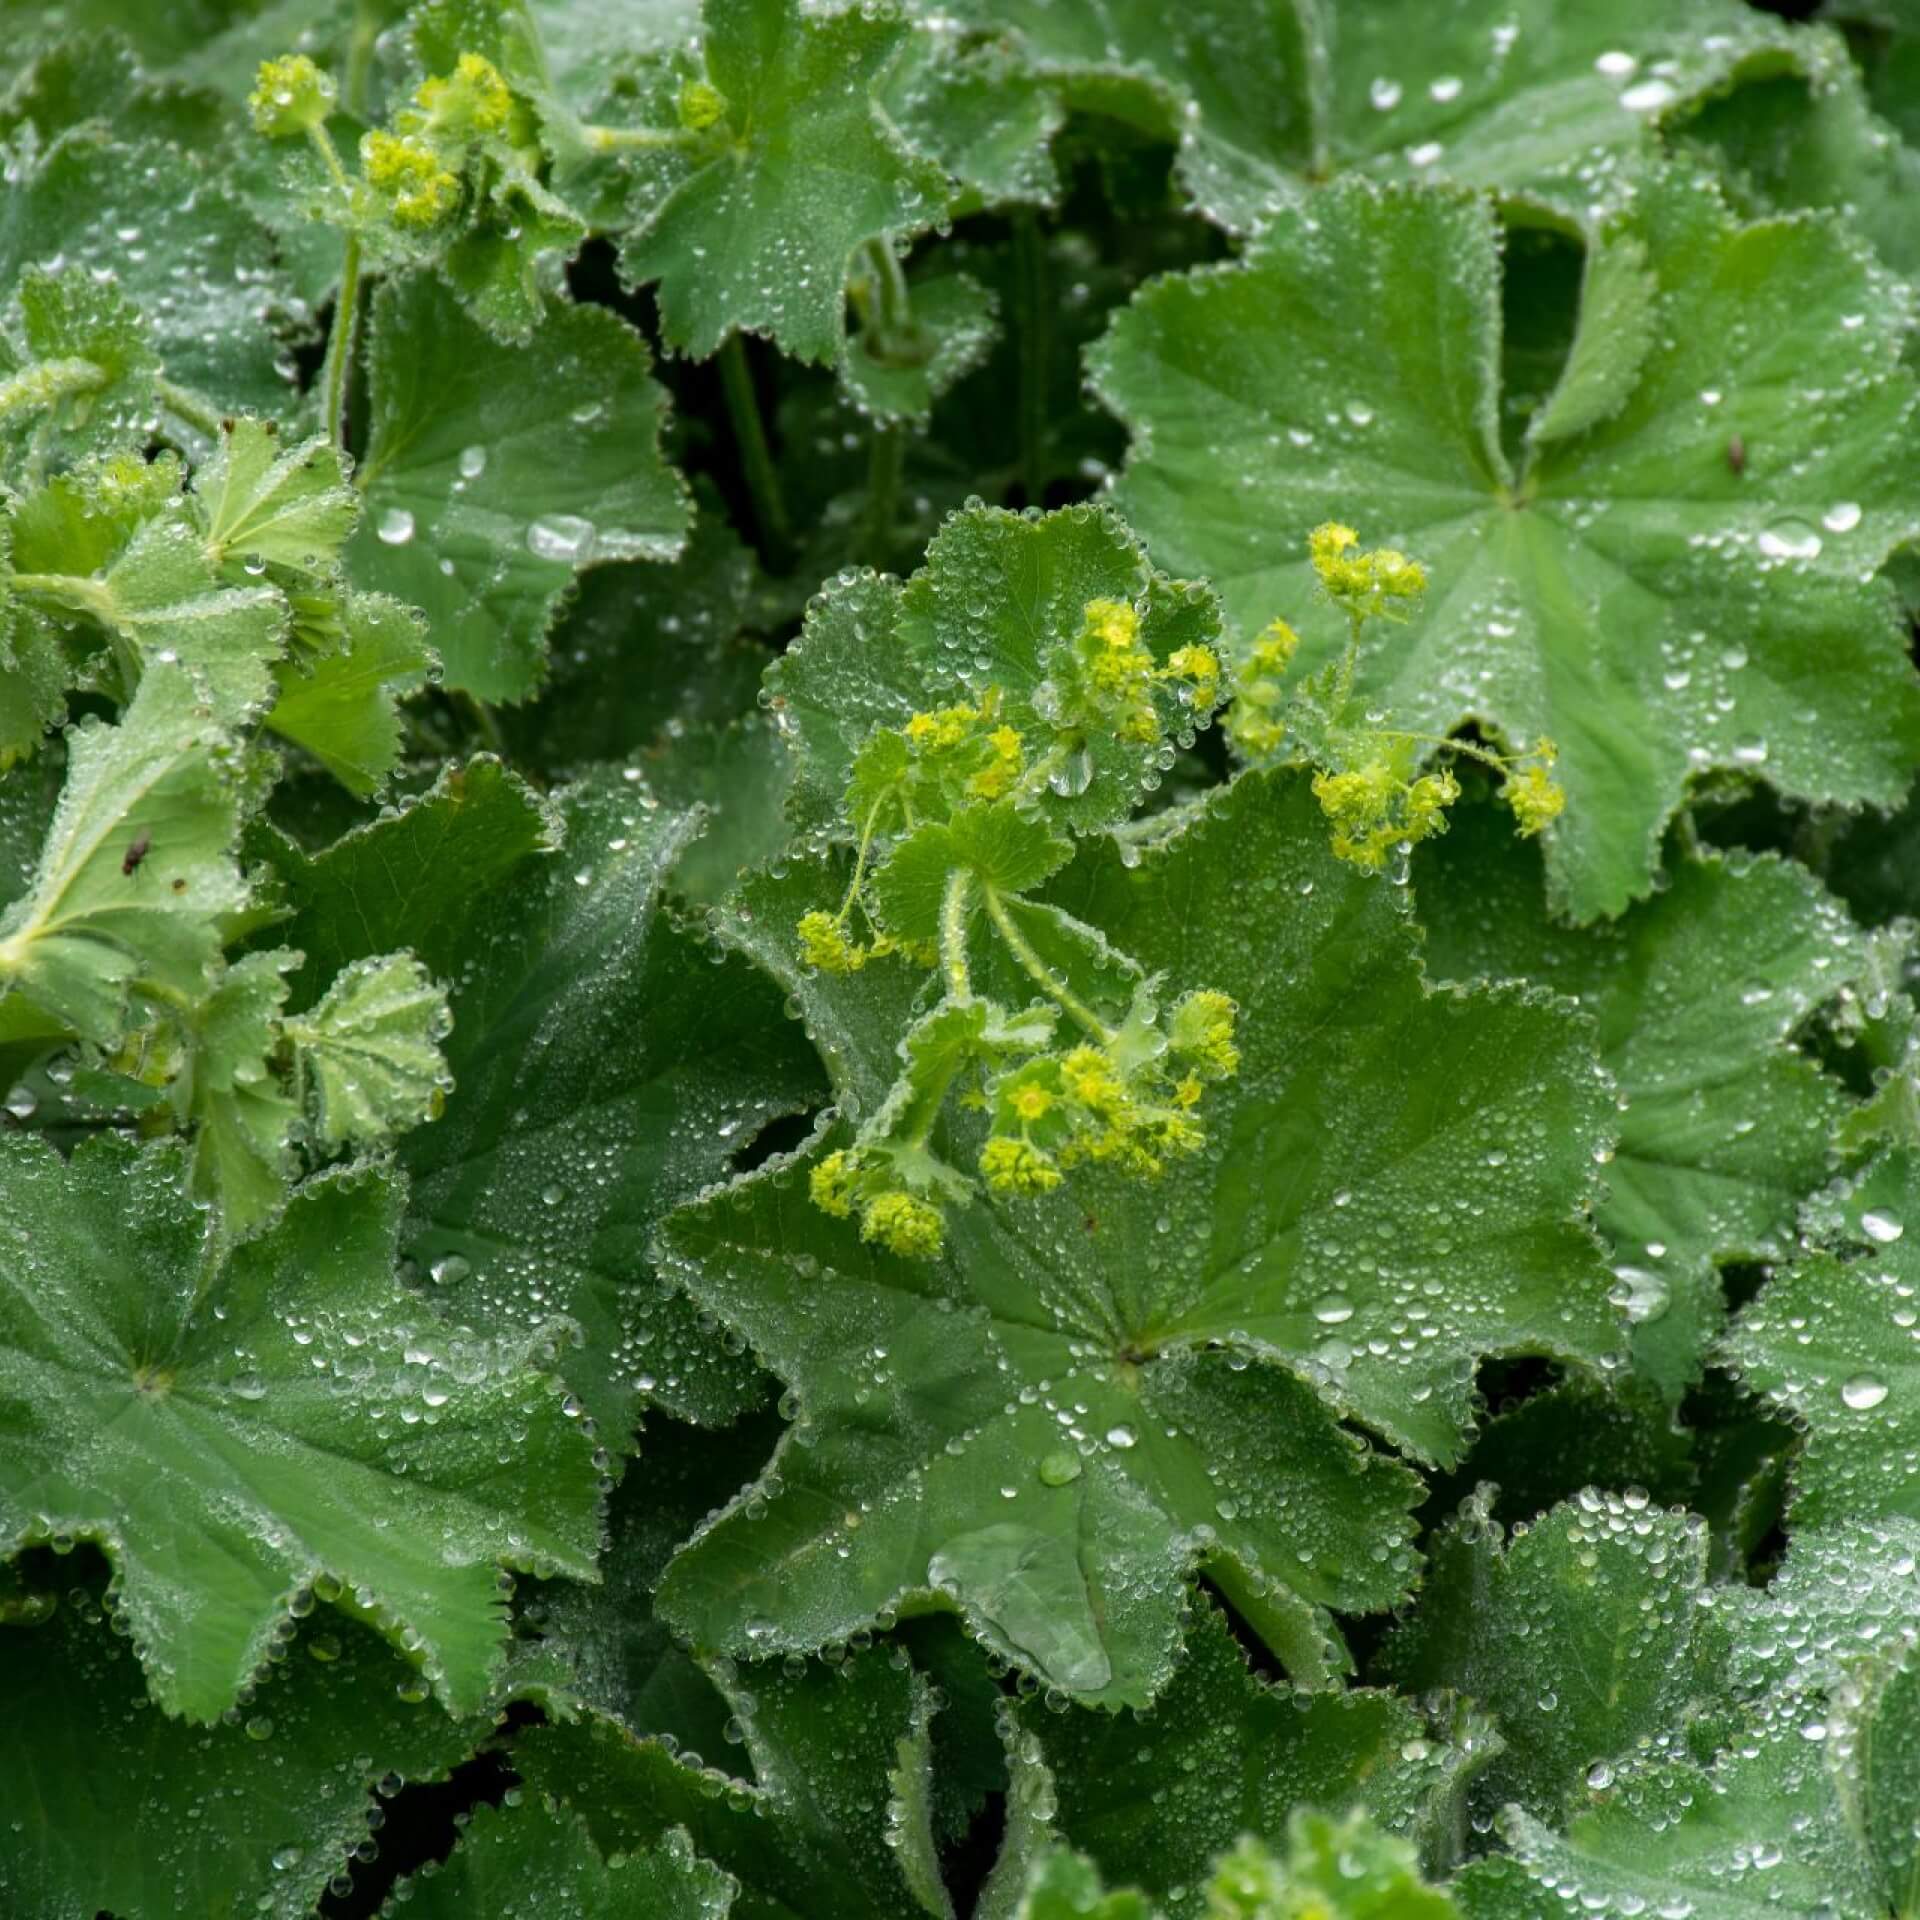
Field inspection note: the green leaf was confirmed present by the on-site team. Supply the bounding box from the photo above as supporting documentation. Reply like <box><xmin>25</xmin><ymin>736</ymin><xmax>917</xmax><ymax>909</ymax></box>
<box><xmin>352</xmin><ymin>274</ymin><xmax>690</xmax><ymax>702</ymax></box>
<box><xmin>0</xmin><ymin>130</ymin><xmax>297</xmax><ymax>416</ymax></box>
<box><xmin>1456</xmin><ymin>1678</ymin><xmax>1905</xmax><ymax>1920</ymax></box>
<box><xmin>265</xmin><ymin>591</ymin><xmax>435</xmax><ymax>795</ymax></box>
<box><xmin>268</xmin><ymin>754</ymin><xmax>559</xmax><ymax>1002</ymax></box>
<box><xmin>0</xmin><ymin>664</ymin><xmax>250</xmax><ymax>1047</ymax></box>
<box><xmin>513</xmin><ymin>1407</ymin><xmax>780</xmax><ymax>1755</ymax></box>
<box><xmin>0</xmin><ymin>264</ymin><xmax>158</xmax><ymax>473</ymax></box>
<box><xmin>1720</xmin><ymin>1152</ymin><xmax>1920</xmax><ymax>1529</ymax></box>
<box><xmin>1381</xmin><ymin>1487</ymin><xmax>1711</xmax><ymax>1824</ymax></box>
<box><xmin>384</xmin><ymin>773</ymin><xmax>823</xmax><ymax>1437</ymax></box>
<box><xmin>935</xmin><ymin>0</ymin><xmax>1323</xmax><ymax>233</ymax></box>
<box><xmin>1010</xmin><ymin>1850</ymin><xmax>1154</xmax><ymax>1920</ymax></box>
<box><xmin>1320</xmin><ymin>0</ymin><xmax>1792</xmax><ymax>212</ymax></box>
<box><xmin>287</xmin><ymin>950</ymin><xmax>451</xmax><ymax>1150</ymax></box>
<box><xmin>1671</xmin><ymin>27</ymin><xmax>1920</xmax><ymax>284</ymax></box>
<box><xmin>655</xmin><ymin>771</ymin><xmax>1616</xmax><ymax>1704</ymax></box>
<box><xmin>0</xmin><ymin>1136</ymin><xmax>601</xmax><ymax>1720</ymax></box>
<box><xmin>516</xmin><ymin>1640</ymin><xmax>954</xmax><ymax>1920</ymax></box>
<box><xmin>1209</xmin><ymin>1816</ymin><xmax>1463</xmax><ymax>1920</ymax></box>
<box><xmin>381</xmin><ymin>1796</ymin><xmax>736</xmax><ymax>1920</ymax></box>
<box><xmin>192</xmin><ymin>415</ymin><xmax>358</xmax><ymax>576</ymax></box>
<box><xmin>1093</xmin><ymin>168</ymin><xmax>1920</xmax><ymax>920</ymax></box>
<box><xmin>1416</xmin><ymin>799</ymin><xmax>1866</xmax><ymax>1397</ymax></box>
<box><xmin>615</xmin><ymin>0</ymin><xmax>947</xmax><ymax>364</ymax></box>
<box><xmin>1006</xmin><ymin>1600</ymin><xmax>1463</xmax><ymax>1920</ymax></box>
<box><xmin>178</xmin><ymin>945</ymin><xmax>301</xmax><ymax>1240</ymax></box>
<box><xmin>841</xmin><ymin>270</ymin><xmax>999</xmax><ymax>427</ymax></box>
<box><xmin>0</xmin><ymin>1573</ymin><xmax>485</xmax><ymax>1920</ymax></box>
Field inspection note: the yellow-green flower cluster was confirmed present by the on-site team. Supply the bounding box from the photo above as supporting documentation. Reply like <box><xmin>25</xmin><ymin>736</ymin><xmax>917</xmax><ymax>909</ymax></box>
<box><xmin>360</xmin><ymin>130</ymin><xmax>461</xmax><ymax>229</ymax></box>
<box><xmin>1074</xmin><ymin>597</ymin><xmax>1161</xmax><ymax>744</ymax></box>
<box><xmin>1227</xmin><ymin>618</ymin><xmax>1301</xmax><ymax>758</ymax></box>
<box><xmin>810</xmin><ymin>1149</ymin><xmax>948</xmax><ymax>1259</ymax></box>
<box><xmin>978</xmin><ymin>990</ymin><xmax>1240</xmax><ymax>1195</ymax></box>
<box><xmin>677</xmin><ymin>78</ymin><xmax>729</xmax><ymax>131</ymax></box>
<box><xmin>409</xmin><ymin>52</ymin><xmax>514</xmax><ymax>139</ymax></box>
<box><xmin>1312</xmin><ymin>758</ymin><xmax>1459</xmax><ymax>871</ymax></box>
<box><xmin>1504</xmin><ymin>741</ymin><xmax>1566</xmax><ymax>837</ymax></box>
<box><xmin>249</xmin><ymin>54</ymin><xmax>336</xmax><ymax>137</ymax></box>
<box><xmin>1309</xmin><ymin>521</ymin><xmax>1428</xmax><ymax>622</ymax></box>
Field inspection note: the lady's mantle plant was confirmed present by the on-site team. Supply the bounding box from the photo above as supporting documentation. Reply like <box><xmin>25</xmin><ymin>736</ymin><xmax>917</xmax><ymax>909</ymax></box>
<box><xmin>1</xmin><ymin>2</ymin><xmax>1919</xmax><ymax>1918</ymax></box>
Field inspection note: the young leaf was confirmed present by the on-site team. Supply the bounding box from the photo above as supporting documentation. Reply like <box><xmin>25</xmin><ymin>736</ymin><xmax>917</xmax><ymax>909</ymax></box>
<box><xmin>0</xmin><ymin>664</ymin><xmax>250</xmax><ymax>1046</ymax></box>
<box><xmin>1005</xmin><ymin>1601</ymin><xmax>1465</xmax><ymax>1920</ymax></box>
<box><xmin>379</xmin><ymin>1796</ymin><xmax>736</xmax><ymax>1920</ymax></box>
<box><xmin>0</xmin><ymin>1137</ymin><xmax>601</xmax><ymax>1720</ymax></box>
<box><xmin>0</xmin><ymin>1577</ymin><xmax>485</xmax><ymax>1920</ymax></box>
<box><xmin>191</xmin><ymin>415</ymin><xmax>358</xmax><ymax>575</ymax></box>
<box><xmin>286</xmin><ymin>950</ymin><xmax>451</xmax><ymax>1150</ymax></box>
<box><xmin>1093</xmin><ymin>168</ymin><xmax>1920</xmax><ymax>919</ymax></box>
<box><xmin>0</xmin><ymin>265</ymin><xmax>157</xmax><ymax>473</ymax></box>
<box><xmin>1381</xmin><ymin>1487</ymin><xmax>1712</xmax><ymax>1824</ymax></box>
<box><xmin>1416</xmin><ymin>802</ymin><xmax>1866</xmax><ymax>1398</ymax></box>
<box><xmin>655</xmin><ymin>771</ymin><xmax>1616</xmax><ymax>1704</ymax></box>
<box><xmin>264</xmin><ymin>592</ymin><xmax>435</xmax><ymax>796</ymax></box>
<box><xmin>614</xmin><ymin>0</ymin><xmax>947</xmax><ymax>364</ymax></box>
<box><xmin>352</xmin><ymin>274</ymin><xmax>690</xmax><ymax>702</ymax></box>
<box><xmin>178</xmin><ymin>945</ymin><xmax>301</xmax><ymax>1240</ymax></box>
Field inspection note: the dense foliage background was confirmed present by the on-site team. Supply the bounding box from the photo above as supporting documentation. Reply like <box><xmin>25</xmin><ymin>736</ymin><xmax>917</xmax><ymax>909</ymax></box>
<box><xmin>2</xmin><ymin>0</ymin><xmax>1920</xmax><ymax>1914</ymax></box>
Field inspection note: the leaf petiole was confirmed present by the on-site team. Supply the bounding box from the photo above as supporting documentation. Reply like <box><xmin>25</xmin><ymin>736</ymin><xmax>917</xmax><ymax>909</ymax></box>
<box><xmin>983</xmin><ymin>883</ymin><xmax>1115</xmax><ymax>1045</ymax></box>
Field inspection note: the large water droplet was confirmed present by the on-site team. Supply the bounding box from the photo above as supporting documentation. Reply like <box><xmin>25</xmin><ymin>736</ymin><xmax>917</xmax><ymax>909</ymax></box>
<box><xmin>1841</xmin><ymin>1375</ymin><xmax>1889</xmax><ymax>1411</ymax></box>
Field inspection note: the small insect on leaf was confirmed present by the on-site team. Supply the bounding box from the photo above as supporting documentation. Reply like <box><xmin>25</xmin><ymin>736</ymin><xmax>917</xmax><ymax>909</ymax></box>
<box><xmin>1726</xmin><ymin>434</ymin><xmax>1746</xmax><ymax>476</ymax></box>
<box><xmin>121</xmin><ymin>831</ymin><xmax>151</xmax><ymax>877</ymax></box>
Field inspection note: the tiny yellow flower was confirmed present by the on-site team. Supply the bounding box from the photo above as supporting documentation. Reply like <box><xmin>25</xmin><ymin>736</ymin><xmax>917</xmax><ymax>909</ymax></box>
<box><xmin>1171</xmin><ymin>989</ymin><xmax>1239</xmax><ymax>1078</ymax></box>
<box><xmin>810</xmin><ymin>1150</ymin><xmax>858</xmax><ymax>1218</ymax></box>
<box><xmin>414</xmin><ymin>51</ymin><xmax>513</xmax><ymax>136</ymax></box>
<box><xmin>1506</xmin><ymin>760</ymin><xmax>1567</xmax><ymax>837</ymax></box>
<box><xmin>967</xmin><ymin>724</ymin><xmax>1024</xmax><ymax>799</ymax></box>
<box><xmin>797</xmin><ymin>910</ymin><xmax>866</xmax><ymax>974</ymax></box>
<box><xmin>1163</xmin><ymin>644</ymin><xmax>1221</xmax><ymax>706</ymax></box>
<box><xmin>904</xmin><ymin>704</ymin><xmax>976</xmax><ymax>752</ymax></box>
<box><xmin>861</xmin><ymin>1190</ymin><xmax>945</xmax><ymax>1260</ymax></box>
<box><xmin>980</xmin><ymin>1135</ymin><xmax>1063</xmax><ymax>1196</ymax></box>
<box><xmin>249</xmin><ymin>54</ymin><xmax>336</xmax><ymax>138</ymax></box>
<box><xmin>678</xmin><ymin>78</ymin><xmax>728</xmax><ymax>130</ymax></box>
<box><xmin>361</xmin><ymin>130</ymin><xmax>461</xmax><ymax>227</ymax></box>
<box><xmin>1249</xmin><ymin>618</ymin><xmax>1300</xmax><ymax>676</ymax></box>
<box><xmin>1012</xmin><ymin>1083</ymin><xmax>1055</xmax><ymax>1123</ymax></box>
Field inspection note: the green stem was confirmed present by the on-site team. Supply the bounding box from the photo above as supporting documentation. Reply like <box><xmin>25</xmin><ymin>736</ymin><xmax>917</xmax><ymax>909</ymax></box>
<box><xmin>718</xmin><ymin>332</ymin><xmax>794</xmax><ymax>570</ymax></box>
<box><xmin>983</xmin><ymin>884</ymin><xmax>1114</xmax><ymax>1044</ymax></box>
<box><xmin>460</xmin><ymin>693</ymin><xmax>509</xmax><ymax>759</ymax></box>
<box><xmin>582</xmin><ymin>121</ymin><xmax>698</xmax><ymax>152</ymax></box>
<box><xmin>1376</xmin><ymin>730</ymin><xmax>1517</xmax><ymax>774</ymax></box>
<box><xmin>0</xmin><ymin>357</ymin><xmax>105</xmax><ymax>422</ymax></box>
<box><xmin>344</xmin><ymin>0</ymin><xmax>381</xmax><ymax>116</ymax></box>
<box><xmin>1013</xmin><ymin>211</ymin><xmax>1048</xmax><ymax>508</ymax></box>
<box><xmin>863</xmin><ymin>236</ymin><xmax>911</xmax><ymax>334</ymax></box>
<box><xmin>10</xmin><ymin>572</ymin><xmax>113</xmax><ymax>618</ymax></box>
<box><xmin>863</xmin><ymin>424</ymin><xmax>903</xmax><ymax>570</ymax></box>
<box><xmin>152</xmin><ymin>375</ymin><xmax>226</xmax><ymax>439</ymax></box>
<box><xmin>305</xmin><ymin>121</ymin><xmax>354</xmax><ymax>198</ymax></box>
<box><xmin>838</xmin><ymin>790</ymin><xmax>893</xmax><ymax>920</ymax></box>
<box><xmin>322</xmin><ymin>231</ymin><xmax>363</xmax><ymax>449</ymax></box>
<box><xmin>940</xmin><ymin>868</ymin><xmax>975</xmax><ymax>1002</ymax></box>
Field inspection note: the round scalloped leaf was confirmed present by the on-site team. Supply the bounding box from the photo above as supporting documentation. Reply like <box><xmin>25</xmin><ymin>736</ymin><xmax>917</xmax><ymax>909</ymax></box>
<box><xmin>616</xmin><ymin>0</ymin><xmax>948</xmax><ymax>365</ymax></box>
<box><xmin>654</xmin><ymin>771</ymin><xmax>1617</xmax><ymax>1705</ymax></box>
<box><xmin>1093</xmin><ymin>167</ymin><xmax>1920</xmax><ymax>921</ymax></box>
<box><xmin>0</xmin><ymin>1135</ymin><xmax>601</xmax><ymax>1721</ymax></box>
<box><xmin>351</xmin><ymin>275</ymin><xmax>691</xmax><ymax>703</ymax></box>
<box><xmin>0</xmin><ymin>1582</ymin><xmax>483</xmax><ymax>1920</ymax></box>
